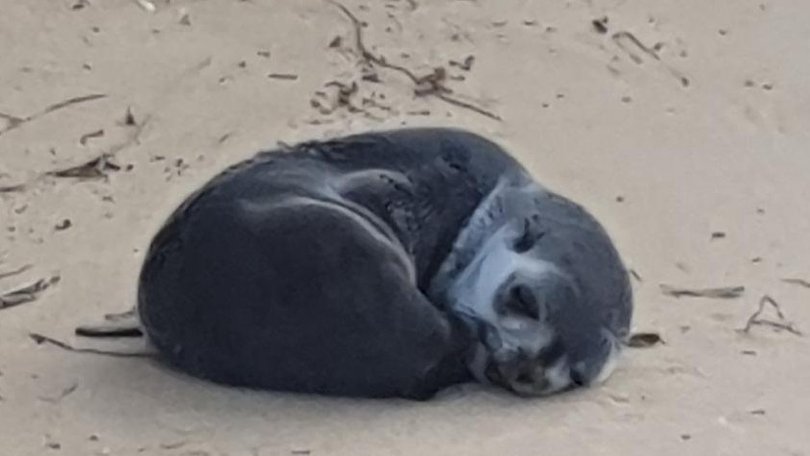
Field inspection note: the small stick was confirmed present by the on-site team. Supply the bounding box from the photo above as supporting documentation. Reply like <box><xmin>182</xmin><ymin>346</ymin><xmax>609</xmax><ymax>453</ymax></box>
<box><xmin>329</xmin><ymin>1</ymin><xmax>500</xmax><ymax>120</ymax></box>
<box><xmin>0</xmin><ymin>182</ymin><xmax>27</xmax><ymax>193</ymax></box>
<box><xmin>29</xmin><ymin>333</ymin><xmax>152</xmax><ymax>358</ymax></box>
<box><xmin>104</xmin><ymin>307</ymin><xmax>137</xmax><ymax>321</ymax></box>
<box><xmin>435</xmin><ymin>93</ymin><xmax>501</xmax><ymax>121</ymax></box>
<box><xmin>79</xmin><ymin>129</ymin><xmax>105</xmax><ymax>146</ymax></box>
<box><xmin>39</xmin><ymin>382</ymin><xmax>79</xmax><ymax>404</ymax></box>
<box><xmin>740</xmin><ymin>295</ymin><xmax>803</xmax><ymax>336</ymax></box>
<box><xmin>0</xmin><ymin>94</ymin><xmax>107</xmax><ymax>136</ymax></box>
<box><xmin>0</xmin><ymin>264</ymin><xmax>32</xmax><ymax>281</ymax></box>
<box><xmin>267</xmin><ymin>73</ymin><xmax>299</xmax><ymax>81</ymax></box>
<box><xmin>40</xmin><ymin>94</ymin><xmax>107</xmax><ymax>116</ymax></box>
<box><xmin>660</xmin><ymin>284</ymin><xmax>744</xmax><ymax>299</ymax></box>
<box><xmin>611</xmin><ymin>31</ymin><xmax>660</xmax><ymax>63</ymax></box>
<box><xmin>782</xmin><ymin>278</ymin><xmax>810</xmax><ymax>289</ymax></box>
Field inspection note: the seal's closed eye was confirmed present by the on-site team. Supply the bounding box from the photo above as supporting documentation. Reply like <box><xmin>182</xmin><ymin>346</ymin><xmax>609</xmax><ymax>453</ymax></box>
<box><xmin>512</xmin><ymin>218</ymin><xmax>545</xmax><ymax>253</ymax></box>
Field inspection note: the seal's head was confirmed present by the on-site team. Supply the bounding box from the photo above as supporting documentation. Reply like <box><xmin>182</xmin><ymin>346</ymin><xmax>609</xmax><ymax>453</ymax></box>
<box><xmin>432</xmin><ymin>180</ymin><xmax>632</xmax><ymax>396</ymax></box>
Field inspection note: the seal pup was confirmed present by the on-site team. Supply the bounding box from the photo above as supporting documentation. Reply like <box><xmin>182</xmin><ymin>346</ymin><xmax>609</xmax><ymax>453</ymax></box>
<box><xmin>102</xmin><ymin>127</ymin><xmax>632</xmax><ymax>399</ymax></box>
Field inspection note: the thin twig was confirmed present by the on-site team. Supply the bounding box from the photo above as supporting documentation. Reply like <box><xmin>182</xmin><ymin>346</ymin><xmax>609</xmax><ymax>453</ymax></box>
<box><xmin>0</xmin><ymin>112</ymin><xmax>23</xmax><ymax>121</ymax></box>
<box><xmin>660</xmin><ymin>284</ymin><xmax>744</xmax><ymax>299</ymax></box>
<box><xmin>435</xmin><ymin>93</ymin><xmax>501</xmax><ymax>120</ymax></box>
<box><xmin>104</xmin><ymin>307</ymin><xmax>137</xmax><ymax>321</ymax></box>
<box><xmin>330</xmin><ymin>1</ymin><xmax>418</xmax><ymax>81</ymax></box>
<box><xmin>612</xmin><ymin>31</ymin><xmax>660</xmax><ymax>63</ymax></box>
<box><xmin>41</xmin><ymin>94</ymin><xmax>107</xmax><ymax>116</ymax></box>
<box><xmin>739</xmin><ymin>295</ymin><xmax>803</xmax><ymax>336</ymax></box>
<box><xmin>0</xmin><ymin>94</ymin><xmax>107</xmax><ymax>136</ymax></box>
<box><xmin>0</xmin><ymin>264</ymin><xmax>32</xmax><ymax>281</ymax></box>
<box><xmin>38</xmin><ymin>382</ymin><xmax>79</xmax><ymax>404</ymax></box>
<box><xmin>329</xmin><ymin>1</ymin><xmax>500</xmax><ymax>120</ymax></box>
<box><xmin>29</xmin><ymin>333</ymin><xmax>153</xmax><ymax>358</ymax></box>
<box><xmin>782</xmin><ymin>278</ymin><xmax>810</xmax><ymax>289</ymax></box>
<box><xmin>0</xmin><ymin>182</ymin><xmax>27</xmax><ymax>193</ymax></box>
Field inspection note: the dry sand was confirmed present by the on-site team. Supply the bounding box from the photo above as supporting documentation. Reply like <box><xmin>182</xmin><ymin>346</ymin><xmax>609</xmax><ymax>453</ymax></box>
<box><xmin>2</xmin><ymin>0</ymin><xmax>810</xmax><ymax>455</ymax></box>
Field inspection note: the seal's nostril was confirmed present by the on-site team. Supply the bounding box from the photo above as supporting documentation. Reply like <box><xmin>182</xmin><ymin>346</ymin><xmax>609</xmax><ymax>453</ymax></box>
<box><xmin>515</xmin><ymin>371</ymin><xmax>534</xmax><ymax>384</ymax></box>
<box><xmin>570</xmin><ymin>369</ymin><xmax>586</xmax><ymax>386</ymax></box>
<box><xmin>484</xmin><ymin>362</ymin><xmax>502</xmax><ymax>384</ymax></box>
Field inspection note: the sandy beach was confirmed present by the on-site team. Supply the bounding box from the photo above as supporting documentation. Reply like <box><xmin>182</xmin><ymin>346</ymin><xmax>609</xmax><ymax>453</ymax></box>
<box><xmin>2</xmin><ymin>1</ymin><xmax>809</xmax><ymax>455</ymax></box>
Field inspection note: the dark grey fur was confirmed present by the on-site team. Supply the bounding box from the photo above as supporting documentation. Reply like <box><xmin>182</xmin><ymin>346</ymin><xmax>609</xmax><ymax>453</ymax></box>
<box><xmin>137</xmin><ymin>127</ymin><xmax>632</xmax><ymax>399</ymax></box>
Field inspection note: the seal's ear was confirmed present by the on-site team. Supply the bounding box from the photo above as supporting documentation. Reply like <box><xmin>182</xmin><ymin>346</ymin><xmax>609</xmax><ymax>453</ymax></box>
<box><xmin>512</xmin><ymin>218</ymin><xmax>545</xmax><ymax>253</ymax></box>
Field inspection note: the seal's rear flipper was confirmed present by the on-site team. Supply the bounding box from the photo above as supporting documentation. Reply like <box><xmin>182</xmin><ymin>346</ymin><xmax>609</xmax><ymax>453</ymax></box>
<box><xmin>75</xmin><ymin>307</ymin><xmax>142</xmax><ymax>338</ymax></box>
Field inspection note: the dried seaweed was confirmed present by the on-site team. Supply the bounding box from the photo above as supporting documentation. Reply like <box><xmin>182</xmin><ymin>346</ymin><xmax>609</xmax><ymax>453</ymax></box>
<box><xmin>0</xmin><ymin>275</ymin><xmax>60</xmax><ymax>310</ymax></box>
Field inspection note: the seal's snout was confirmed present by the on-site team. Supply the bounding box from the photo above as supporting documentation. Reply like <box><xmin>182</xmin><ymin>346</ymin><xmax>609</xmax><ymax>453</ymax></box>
<box><xmin>482</xmin><ymin>346</ymin><xmax>574</xmax><ymax>397</ymax></box>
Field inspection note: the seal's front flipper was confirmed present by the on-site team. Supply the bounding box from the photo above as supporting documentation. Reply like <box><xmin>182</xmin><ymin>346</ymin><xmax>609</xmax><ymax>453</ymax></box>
<box><xmin>75</xmin><ymin>307</ymin><xmax>142</xmax><ymax>338</ymax></box>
